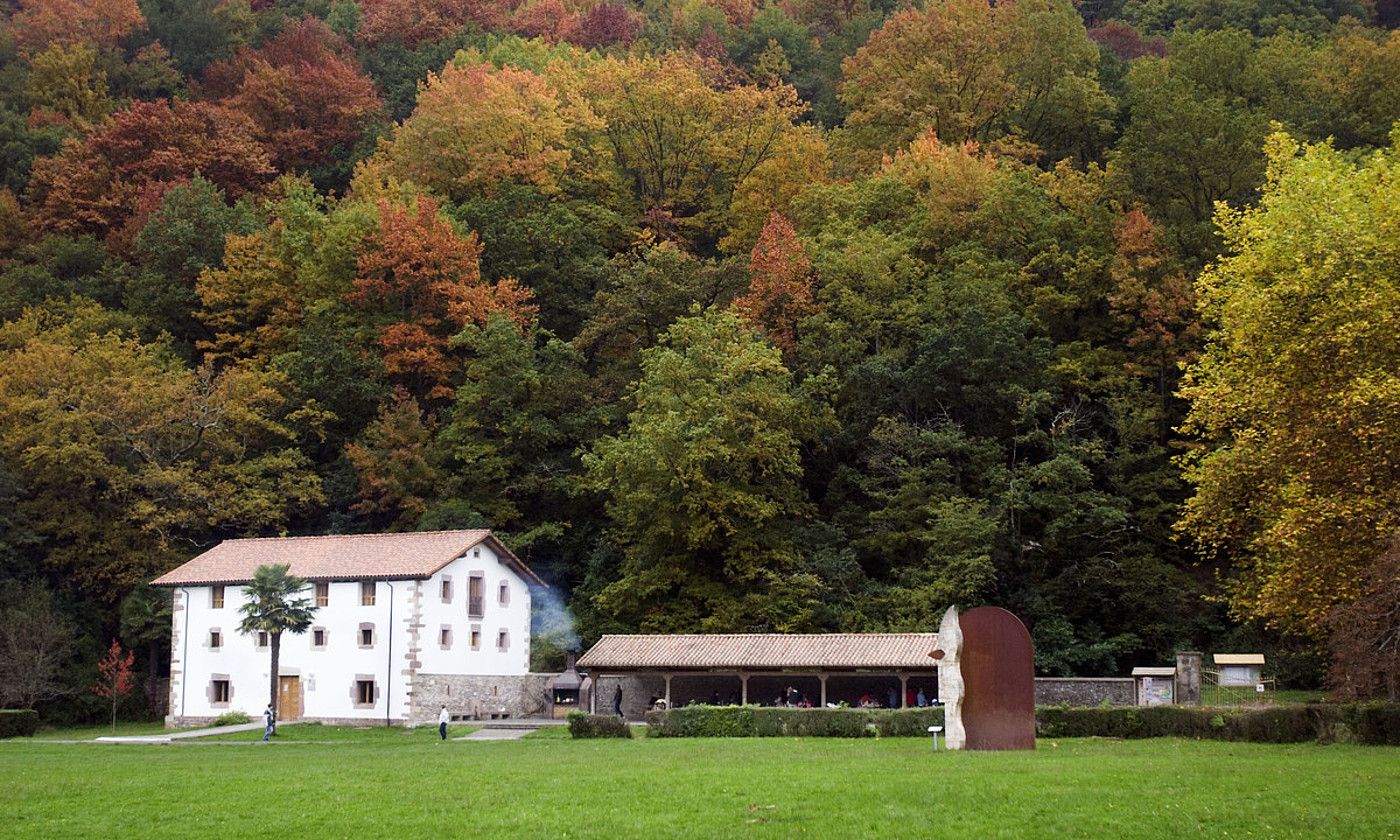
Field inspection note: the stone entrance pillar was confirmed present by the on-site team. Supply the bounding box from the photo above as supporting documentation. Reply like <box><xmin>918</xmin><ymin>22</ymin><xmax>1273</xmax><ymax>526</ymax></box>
<box><xmin>1175</xmin><ymin>651</ymin><xmax>1202</xmax><ymax>705</ymax></box>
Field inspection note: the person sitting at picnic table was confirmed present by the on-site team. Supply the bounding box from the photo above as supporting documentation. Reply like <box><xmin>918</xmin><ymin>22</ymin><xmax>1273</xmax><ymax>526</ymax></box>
<box><xmin>859</xmin><ymin>693</ymin><xmax>875</xmax><ymax>708</ymax></box>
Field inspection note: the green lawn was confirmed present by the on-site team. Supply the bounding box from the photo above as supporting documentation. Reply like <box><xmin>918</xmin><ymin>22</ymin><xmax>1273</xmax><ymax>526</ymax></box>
<box><xmin>32</xmin><ymin>722</ymin><xmax>187</xmax><ymax>741</ymax></box>
<box><xmin>1</xmin><ymin>736</ymin><xmax>1395</xmax><ymax>838</ymax></box>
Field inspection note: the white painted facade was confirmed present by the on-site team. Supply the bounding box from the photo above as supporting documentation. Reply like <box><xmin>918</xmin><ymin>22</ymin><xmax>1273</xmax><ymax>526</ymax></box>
<box><xmin>166</xmin><ymin>542</ymin><xmax>533</xmax><ymax>725</ymax></box>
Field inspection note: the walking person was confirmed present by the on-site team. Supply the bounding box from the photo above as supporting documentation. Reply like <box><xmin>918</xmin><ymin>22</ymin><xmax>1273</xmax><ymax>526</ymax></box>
<box><xmin>439</xmin><ymin>705</ymin><xmax>450</xmax><ymax>741</ymax></box>
<box><xmin>613</xmin><ymin>684</ymin><xmax>623</xmax><ymax>718</ymax></box>
<box><xmin>262</xmin><ymin>704</ymin><xmax>275</xmax><ymax>742</ymax></box>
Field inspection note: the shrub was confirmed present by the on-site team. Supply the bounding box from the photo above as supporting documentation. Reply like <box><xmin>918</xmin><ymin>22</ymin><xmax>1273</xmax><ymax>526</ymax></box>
<box><xmin>1356</xmin><ymin>702</ymin><xmax>1400</xmax><ymax>746</ymax></box>
<box><xmin>567</xmin><ymin>711</ymin><xmax>632</xmax><ymax>738</ymax></box>
<box><xmin>1035</xmin><ymin>703</ymin><xmax>1400</xmax><ymax>744</ymax></box>
<box><xmin>645</xmin><ymin>706</ymin><xmax>942</xmax><ymax>738</ymax></box>
<box><xmin>0</xmin><ymin>710</ymin><xmax>39</xmax><ymax>738</ymax></box>
<box><xmin>211</xmin><ymin>711</ymin><xmax>251</xmax><ymax>727</ymax></box>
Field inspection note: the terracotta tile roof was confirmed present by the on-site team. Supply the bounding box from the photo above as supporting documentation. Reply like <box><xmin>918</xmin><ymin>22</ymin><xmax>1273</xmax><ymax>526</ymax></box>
<box><xmin>151</xmin><ymin>530</ymin><xmax>546</xmax><ymax>587</ymax></box>
<box><xmin>577</xmin><ymin>634</ymin><xmax>941</xmax><ymax>671</ymax></box>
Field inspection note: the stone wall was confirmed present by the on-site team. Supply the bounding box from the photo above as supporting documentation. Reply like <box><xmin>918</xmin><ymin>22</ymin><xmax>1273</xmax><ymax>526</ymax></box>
<box><xmin>1034</xmin><ymin>677</ymin><xmax>1135</xmax><ymax>707</ymax></box>
<box><xmin>589</xmin><ymin>673</ymin><xmax>665</xmax><ymax>719</ymax></box>
<box><xmin>409</xmin><ymin>673</ymin><xmax>554</xmax><ymax>724</ymax></box>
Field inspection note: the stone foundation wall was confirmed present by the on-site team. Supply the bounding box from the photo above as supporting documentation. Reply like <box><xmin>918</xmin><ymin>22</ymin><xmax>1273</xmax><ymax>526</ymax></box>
<box><xmin>1034</xmin><ymin>677</ymin><xmax>1135</xmax><ymax>707</ymax></box>
<box><xmin>409</xmin><ymin>673</ymin><xmax>554</xmax><ymax>724</ymax></box>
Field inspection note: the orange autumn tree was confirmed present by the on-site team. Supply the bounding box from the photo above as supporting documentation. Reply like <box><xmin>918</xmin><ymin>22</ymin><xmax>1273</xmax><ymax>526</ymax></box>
<box><xmin>26</xmin><ymin>98</ymin><xmax>273</xmax><ymax>240</ymax></box>
<box><xmin>205</xmin><ymin>18</ymin><xmax>383</xmax><ymax>172</ymax></box>
<box><xmin>732</xmin><ymin>212</ymin><xmax>817</xmax><ymax>356</ymax></box>
<box><xmin>347</xmin><ymin>198</ymin><xmax>535</xmax><ymax>401</ymax></box>
<box><xmin>10</xmin><ymin>0</ymin><xmax>145</xmax><ymax>57</ymax></box>
<box><xmin>356</xmin><ymin>0</ymin><xmax>507</xmax><ymax>46</ymax></box>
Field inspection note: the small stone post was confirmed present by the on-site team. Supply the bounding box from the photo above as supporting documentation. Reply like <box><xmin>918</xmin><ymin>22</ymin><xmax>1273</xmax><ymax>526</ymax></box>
<box><xmin>1175</xmin><ymin>651</ymin><xmax>1202</xmax><ymax>705</ymax></box>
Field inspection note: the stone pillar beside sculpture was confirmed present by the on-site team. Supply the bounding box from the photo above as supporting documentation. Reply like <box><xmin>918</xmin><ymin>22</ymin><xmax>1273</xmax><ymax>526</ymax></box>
<box><xmin>1175</xmin><ymin>651</ymin><xmax>1203</xmax><ymax>705</ymax></box>
<box><xmin>931</xmin><ymin>605</ymin><xmax>1036</xmax><ymax>750</ymax></box>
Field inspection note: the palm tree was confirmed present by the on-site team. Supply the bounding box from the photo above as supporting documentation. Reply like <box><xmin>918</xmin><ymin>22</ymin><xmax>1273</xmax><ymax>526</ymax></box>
<box><xmin>238</xmin><ymin>564</ymin><xmax>317</xmax><ymax>728</ymax></box>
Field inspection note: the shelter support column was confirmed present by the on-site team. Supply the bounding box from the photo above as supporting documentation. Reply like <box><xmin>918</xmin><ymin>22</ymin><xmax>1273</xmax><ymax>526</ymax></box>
<box><xmin>900</xmin><ymin>674</ymin><xmax>909</xmax><ymax>708</ymax></box>
<box><xmin>664</xmin><ymin>673</ymin><xmax>672</xmax><ymax>708</ymax></box>
<box><xmin>819</xmin><ymin>673</ymin><xmax>828</xmax><ymax>707</ymax></box>
<box><xmin>740</xmin><ymin>672</ymin><xmax>749</xmax><ymax>705</ymax></box>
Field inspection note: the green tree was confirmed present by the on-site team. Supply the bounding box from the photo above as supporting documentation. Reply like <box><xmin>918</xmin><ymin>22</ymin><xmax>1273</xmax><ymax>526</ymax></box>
<box><xmin>119</xmin><ymin>584</ymin><xmax>173</xmax><ymax>715</ymax></box>
<box><xmin>582</xmin><ymin>309</ymin><xmax>833</xmax><ymax>632</ymax></box>
<box><xmin>237</xmin><ymin>564</ymin><xmax>317</xmax><ymax>724</ymax></box>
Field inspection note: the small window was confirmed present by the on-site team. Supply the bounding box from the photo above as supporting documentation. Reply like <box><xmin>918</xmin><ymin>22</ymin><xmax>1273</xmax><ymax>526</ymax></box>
<box><xmin>212</xmin><ymin>680</ymin><xmax>230</xmax><ymax>704</ymax></box>
<box><xmin>470</xmin><ymin>627</ymin><xmax>481</xmax><ymax>651</ymax></box>
<box><xmin>440</xmin><ymin>578</ymin><xmax>452</xmax><ymax>603</ymax></box>
<box><xmin>360</xmin><ymin>581</ymin><xmax>376</xmax><ymax>606</ymax></box>
<box><xmin>313</xmin><ymin>628</ymin><xmax>326</xmax><ymax>648</ymax></box>
<box><xmin>497</xmin><ymin>629</ymin><xmax>509</xmax><ymax>652</ymax></box>
<box><xmin>440</xmin><ymin>626</ymin><xmax>452</xmax><ymax>648</ymax></box>
<box><xmin>356</xmin><ymin>680</ymin><xmax>375</xmax><ymax>705</ymax></box>
<box><xmin>498</xmin><ymin>581</ymin><xmax>509</xmax><ymax>606</ymax></box>
<box><xmin>361</xmin><ymin>627</ymin><xmax>373</xmax><ymax>646</ymax></box>
<box><xmin>315</xmin><ymin>582</ymin><xmax>328</xmax><ymax>608</ymax></box>
<box><xmin>211</xmin><ymin>585</ymin><xmax>225</xmax><ymax>609</ymax></box>
<box><xmin>210</xmin><ymin>630</ymin><xmax>222</xmax><ymax>648</ymax></box>
<box><xmin>257</xmin><ymin>631</ymin><xmax>269</xmax><ymax>649</ymax></box>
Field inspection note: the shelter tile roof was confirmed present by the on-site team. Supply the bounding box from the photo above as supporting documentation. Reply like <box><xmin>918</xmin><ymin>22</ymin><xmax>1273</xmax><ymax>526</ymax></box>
<box><xmin>577</xmin><ymin>634</ymin><xmax>941</xmax><ymax>671</ymax></box>
<box><xmin>151</xmin><ymin>530</ymin><xmax>546</xmax><ymax>587</ymax></box>
<box><xmin>1213</xmin><ymin>653</ymin><xmax>1265</xmax><ymax>666</ymax></box>
<box><xmin>1131</xmin><ymin>667</ymin><xmax>1176</xmax><ymax>677</ymax></box>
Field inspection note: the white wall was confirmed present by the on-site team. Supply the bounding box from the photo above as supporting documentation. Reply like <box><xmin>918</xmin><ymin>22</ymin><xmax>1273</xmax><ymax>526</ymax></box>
<box><xmin>167</xmin><ymin>542</ymin><xmax>533</xmax><ymax>725</ymax></box>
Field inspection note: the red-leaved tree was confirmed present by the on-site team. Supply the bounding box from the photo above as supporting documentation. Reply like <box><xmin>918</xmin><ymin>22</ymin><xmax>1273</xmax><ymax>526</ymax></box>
<box><xmin>347</xmin><ymin>198</ymin><xmax>536</xmax><ymax>401</ymax></box>
<box><xmin>732</xmin><ymin>212</ymin><xmax>818</xmax><ymax>357</ymax></box>
<box><xmin>93</xmin><ymin>639</ymin><xmax>136</xmax><ymax>731</ymax></box>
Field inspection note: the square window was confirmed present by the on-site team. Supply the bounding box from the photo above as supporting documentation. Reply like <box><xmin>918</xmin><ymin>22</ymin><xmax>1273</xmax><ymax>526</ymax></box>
<box><xmin>211</xmin><ymin>585</ymin><xmax>225</xmax><ymax>609</ymax></box>
<box><xmin>356</xmin><ymin>680</ymin><xmax>375</xmax><ymax>705</ymax></box>
<box><xmin>212</xmin><ymin>680</ymin><xmax>230</xmax><ymax>703</ymax></box>
<box><xmin>440</xmin><ymin>627</ymin><xmax>452</xmax><ymax>647</ymax></box>
<box><xmin>257</xmin><ymin>631</ymin><xmax>269</xmax><ymax>648</ymax></box>
<box><xmin>315</xmin><ymin>582</ymin><xmax>328</xmax><ymax>608</ymax></box>
<box><xmin>210</xmin><ymin>630</ymin><xmax>222</xmax><ymax>648</ymax></box>
<box><xmin>497</xmin><ymin>630</ymin><xmax>509</xmax><ymax>651</ymax></box>
<box><xmin>360</xmin><ymin>581</ymin><xmax>376</xmax><ymax>606</ymax></box>
<box><xmin>470</xmin><ymin>628</ymin><xmax>481</xmax><ymax>651</ymax></box>
<box><xmin>360</xmin><ymin>627</ymin><xmax>373</xmax><ymax>647</ymax></box>
<box><xmin>313</xmin><ymin>629</ymin><xmax>326</xmax><ymax>647</ymax></box>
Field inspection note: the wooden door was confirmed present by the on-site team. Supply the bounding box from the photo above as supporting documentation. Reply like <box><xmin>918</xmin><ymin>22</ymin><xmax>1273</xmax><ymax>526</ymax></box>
<box><xmin>278</xmin><ymin>676</ymin><xmax>301</xmax><ymax>721</ymax></box>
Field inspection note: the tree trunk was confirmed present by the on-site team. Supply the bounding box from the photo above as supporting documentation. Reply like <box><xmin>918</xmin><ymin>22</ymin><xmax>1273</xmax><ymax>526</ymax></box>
<box><xmin>111</xmin><ymin>693</ymin><xmax>118</xmax><ymax>731</ymax></box>
<box><xmin>268</xmin><ymin>633</ymin><xmax>280</xmax><ymax>733</ymax></box>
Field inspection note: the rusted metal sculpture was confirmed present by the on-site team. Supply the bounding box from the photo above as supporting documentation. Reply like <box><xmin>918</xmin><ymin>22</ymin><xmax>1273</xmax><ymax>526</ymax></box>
<box><xmin>958</xmin><ymin>606</ymin><xmax>1035</xmax><ymax>750</ymax></box>
<box><xmin>930</xmin><ymin>605</ymin><xmax>1035</xmax><ymax>751</ymax></box>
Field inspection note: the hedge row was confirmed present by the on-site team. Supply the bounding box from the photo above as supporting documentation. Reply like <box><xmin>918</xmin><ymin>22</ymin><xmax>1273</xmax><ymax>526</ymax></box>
<box><xmin>638</xmin><ymin>703</ymin><xmax>1400</xmax><ymax>745</ymax></box>
<box><xmin>644</xmin><ymin>706</ymin><xmax>945</xmax><ymax>738</ymax></box>
<box><xmin>1036</xmin><ymin>703</ymin><xmax>1400</xmax><ymax>745</ymax></box>
<box><xmin>0</xmin><ymin>710</ymin><xmax>39</xmax><ymax>739</ymax></box>
<box><xmin>566</xmin><ymin>712</ymin><xmax>633</xmax><ymax>738</ymax></box>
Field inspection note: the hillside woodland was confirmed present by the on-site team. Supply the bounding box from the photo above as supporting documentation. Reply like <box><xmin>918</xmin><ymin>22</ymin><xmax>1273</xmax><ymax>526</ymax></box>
<box><xmin>0</xmin><ymin>0</ymin><xmax>1398</xmax><ymax>718</ymax></box>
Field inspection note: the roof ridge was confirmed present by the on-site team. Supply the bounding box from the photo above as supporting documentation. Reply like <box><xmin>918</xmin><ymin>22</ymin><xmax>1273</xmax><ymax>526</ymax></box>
<box><xmin>220</xmin><ymin>529</ymin><xmax>488</xmax><ymax>544</ymax></box>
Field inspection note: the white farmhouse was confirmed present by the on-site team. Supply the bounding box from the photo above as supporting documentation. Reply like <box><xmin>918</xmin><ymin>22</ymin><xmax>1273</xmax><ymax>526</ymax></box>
<box><xmin>153</xmin><ymin>529</ymin><xmax>546</xmax><ymax>727</ymax></box>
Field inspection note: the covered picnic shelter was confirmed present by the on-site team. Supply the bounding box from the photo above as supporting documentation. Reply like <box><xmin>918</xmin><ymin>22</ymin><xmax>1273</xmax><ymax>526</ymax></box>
<box><xmin>577</xmin><ymin>633</ymin><xmax>941</xmax><ymax>713</ymax></box>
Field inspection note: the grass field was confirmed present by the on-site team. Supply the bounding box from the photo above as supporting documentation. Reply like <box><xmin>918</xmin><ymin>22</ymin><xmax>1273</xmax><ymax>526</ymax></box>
<box><xmin>2</xmin><ymin>734</ymin><xmax>1397</xmax><ymax>838</ymax></box>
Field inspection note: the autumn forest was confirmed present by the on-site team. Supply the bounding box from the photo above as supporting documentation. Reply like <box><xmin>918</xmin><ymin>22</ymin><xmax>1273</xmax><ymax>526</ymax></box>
<box><xmin>0</xmin><ymin>0</ymin><xmax>1398</xmax><ymax>718</ymax></box>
